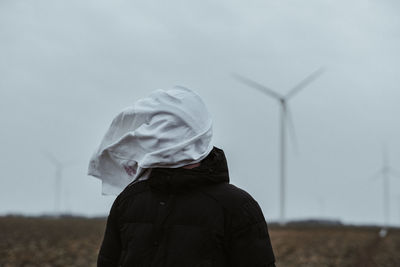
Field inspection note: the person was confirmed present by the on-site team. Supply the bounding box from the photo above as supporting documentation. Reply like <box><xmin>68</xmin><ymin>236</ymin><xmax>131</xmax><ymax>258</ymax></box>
<box><xmin>88</xmin><ymin>86</ymin><xmax>276</xmax><ymax>267</ymax></box>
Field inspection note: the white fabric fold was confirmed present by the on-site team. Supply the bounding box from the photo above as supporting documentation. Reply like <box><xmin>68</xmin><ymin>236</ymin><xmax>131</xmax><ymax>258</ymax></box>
<box><xmin>88</xmin><ymin>86</ymin><xmax>213</xmax><ymax>195</ymax></box>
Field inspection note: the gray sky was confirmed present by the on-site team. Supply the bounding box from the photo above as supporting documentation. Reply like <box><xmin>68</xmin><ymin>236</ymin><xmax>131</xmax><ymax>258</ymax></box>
<box><xmin>1</xmin><ymin>0</ymin><xmax>400</xmax><ymax>226</ymax></box>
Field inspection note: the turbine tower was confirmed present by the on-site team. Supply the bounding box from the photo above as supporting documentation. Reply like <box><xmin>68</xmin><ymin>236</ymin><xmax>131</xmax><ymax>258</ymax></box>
<box><xmin>371</xmin><ymin>146</ymin><xmax>400</xmax><ymax>236</ymax></box>
<box><xmin>43</xmin><ymin>151</ymin><xmax>72</xmax><ymax>216</ymax></box>
<box><xmin>233</xmin><ymin>68</ymin><xmax>324</xmax><ymax>224</ymax></box>
<box><xmin>398</xmin><ymin>195</ymin><xmax>400</xmax><ymax>226</ymax></box>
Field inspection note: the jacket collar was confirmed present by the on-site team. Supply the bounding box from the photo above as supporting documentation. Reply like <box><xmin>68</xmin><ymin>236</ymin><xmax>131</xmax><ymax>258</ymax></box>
<box><xmin>148</xmin><ymin>147</ymin><xmax>229</xmax><ymax>193</ymax></box>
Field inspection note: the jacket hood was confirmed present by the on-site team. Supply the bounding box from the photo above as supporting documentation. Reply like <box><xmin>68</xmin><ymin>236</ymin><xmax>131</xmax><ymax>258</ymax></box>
<box><xmin>148</xmin><ymin>147</ymin><xmax>229</xmax><ymax>193</ymax></box>
<box><xmin>88</xmin><ymin>86</ymin><xmax>213</xmax><ymax>195</ymax></box>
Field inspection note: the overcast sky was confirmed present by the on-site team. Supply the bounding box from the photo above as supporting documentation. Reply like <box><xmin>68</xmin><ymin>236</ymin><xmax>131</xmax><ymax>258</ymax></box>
<box><xmin>1</xmin><ymin>0</ymin><xmax>400</xmax><ymax>226</ymax></box>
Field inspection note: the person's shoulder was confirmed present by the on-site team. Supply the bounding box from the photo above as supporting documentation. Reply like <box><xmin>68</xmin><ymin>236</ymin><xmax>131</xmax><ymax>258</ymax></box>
<box><xmin>114</xmin><ymin>180</ymin><xmax>151</xmax><ymax>204</ymax></box>
<box><xmin>201</xmin><ymin>183</ymin><xmax>258</xmax><ymax>211</ymax></box>
<box><xmin>202</xmin><ymin>183</ymin><xmax>267</xmax><ymax>230</ymax></box>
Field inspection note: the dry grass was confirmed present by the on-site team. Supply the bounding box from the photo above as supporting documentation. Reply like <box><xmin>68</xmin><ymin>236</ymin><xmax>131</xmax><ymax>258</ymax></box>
<box><xmin>0</xmin><ymin>216</ymin><xmax>105</xmax><ymax>267</ymax></box>
<box><xmin>0</xmin><ymin>216</ymin><xmax>399</xmax><ymax>266</ymax></box>
<box><xmin>269</xmin><ymin>225</ymin><xmax>400</xmax><ymax>267</ymax></box>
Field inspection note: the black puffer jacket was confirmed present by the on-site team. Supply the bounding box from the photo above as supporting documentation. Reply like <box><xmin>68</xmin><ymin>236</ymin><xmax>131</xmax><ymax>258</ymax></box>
<box><xmin>98</xmin><ymin>147</ymin><xmax>275</xmax><ymax>267</ymax></box>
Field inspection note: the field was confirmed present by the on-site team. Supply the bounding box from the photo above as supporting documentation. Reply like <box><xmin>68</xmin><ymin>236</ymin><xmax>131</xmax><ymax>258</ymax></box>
<box><xmin>0</xmin><ymin>216</ymin><xmax>399</xmax><ymax>267</ymax></box>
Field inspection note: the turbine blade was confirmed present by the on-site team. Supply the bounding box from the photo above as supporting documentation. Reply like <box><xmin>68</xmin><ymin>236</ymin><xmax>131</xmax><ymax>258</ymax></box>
<box><xmin>63</xmin><ymin>160</ymin><xmax>76</xmax><ymax>168</ymax></box>
<box><xmin>232</xmin><ymin>73</ymin><xmax>283</xmax><ymax>100</ymax></box>
<box><xmin>370</xmin><ymin>169</ymin><xmax>382</xmax><ymax>181</ymax></box>
<box><xmin>388</xmin><ymin>168</ymin><xmax>400</xmax><ymax>178</ymax></box>
<box><xmin>285</xmin><ymin>67</ymin><xmax>325</xmax><ymax>100</ymax></box>
<box><xmin>382</xmin><ymin>143</ymin><xmax>388</xmax><ymax>167</ymax></box>
<box><xmin>285</xmin><ymin>106</ymin><xmax>299</xmax><ymax>154</ymax></box>
<box><xmin>42</xmin><ymin>150</ymin><xmax>62</xmax><ymax>167</ymax></box>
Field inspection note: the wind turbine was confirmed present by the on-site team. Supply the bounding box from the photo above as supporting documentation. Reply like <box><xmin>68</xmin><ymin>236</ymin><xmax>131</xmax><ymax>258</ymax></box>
<box><xmin>397</xmin><ymin>195</ymin><xmax>400</xmax><ymax>227</ymax></box>
<box><xmin>316</xmin><ymin>195</ymin><xmax>326</xmax><ymax>218</ymax></box>
<box><xmin>233</xmin><ymin>68</ymin><xmax>324</xmax><ymax>224</ymax></box>
<box><xmin>371</xmin><ymin>146</ymin><xmax>400</xmax><ymax>236</ymax></box>
<box><xmin>42</xmin><ymin>151</ymin><xmax>73</xmax><ymax>217</ymax></box>
<box><xmin>398</xmin><ymin>195</ymin><xmax>400</xmax><ymax>227</ymax></box>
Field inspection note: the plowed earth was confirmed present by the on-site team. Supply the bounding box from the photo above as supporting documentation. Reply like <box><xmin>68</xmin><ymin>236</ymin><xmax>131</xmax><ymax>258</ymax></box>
<box><xmin>1</xmin><ymin>216</ymin><xmax>399</xmax><ymax>267</ymax></box>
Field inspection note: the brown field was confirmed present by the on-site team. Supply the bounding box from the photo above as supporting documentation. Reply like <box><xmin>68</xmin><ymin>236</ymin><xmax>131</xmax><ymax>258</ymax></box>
<box><xmin>0</xmin><ymin>216</ymin><xmax>399</xmax><ymax>267</ymax></box>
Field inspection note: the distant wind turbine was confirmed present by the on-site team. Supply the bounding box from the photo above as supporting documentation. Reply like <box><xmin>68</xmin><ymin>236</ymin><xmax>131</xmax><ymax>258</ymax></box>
<box><xmin>316</xmin><ymin>195</ymin><xmax>326</xmax><ymax>218</ymax></box>
<box><xmin>398</xmin><ymin>195</ymin><xmax>400</xmax><ymax>227</ymax></box>
<box><xmin>42</xmin><ymin>151</ymin><xmax>73</xmax><ymax>216</ymax></box>
<box><xmin>371</xmin><ymin>146</ymin><xmax>400</xmax><ymax>236</ymax></box>
<box><xmin>233</xmin><ymin>68</ymin><xmax>325</xmax><ymax>224</ymax></box>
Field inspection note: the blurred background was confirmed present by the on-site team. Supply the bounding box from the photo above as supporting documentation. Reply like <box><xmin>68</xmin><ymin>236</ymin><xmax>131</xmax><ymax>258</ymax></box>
<box><xmin>1</xmin><ymin>0</ymin><xmax>400</xmax><ymax>228</ymax></box>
